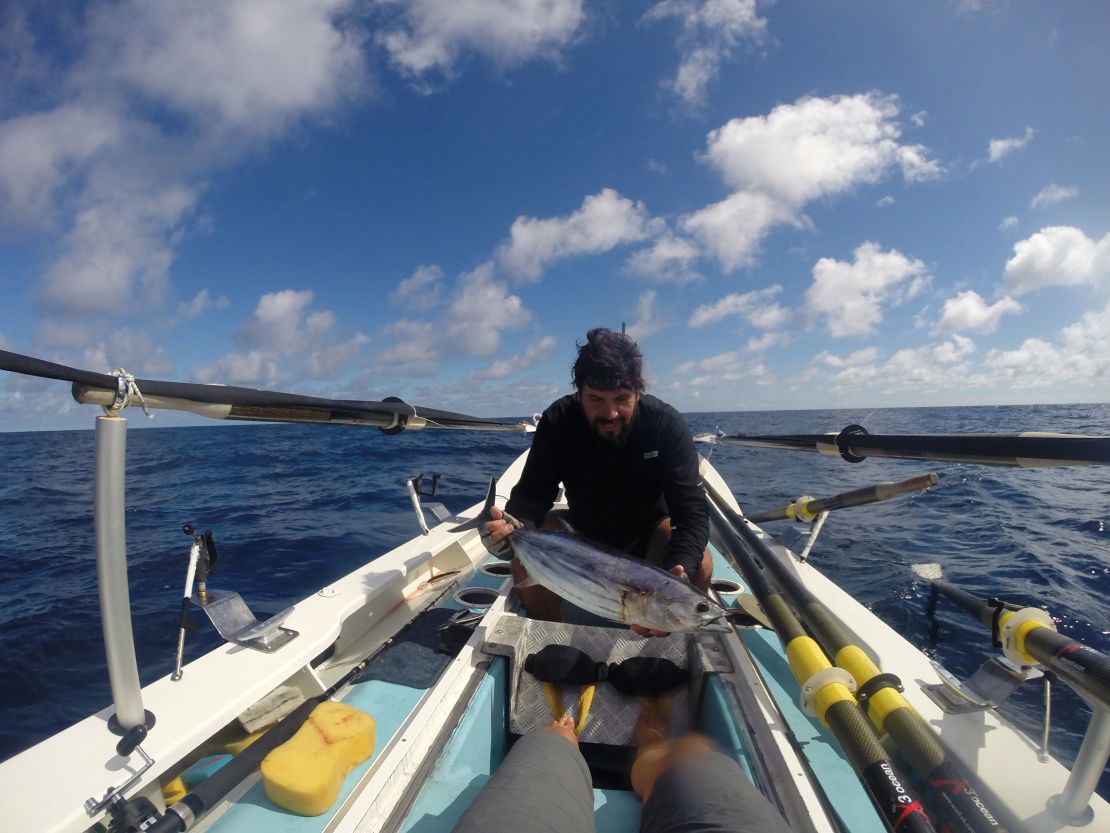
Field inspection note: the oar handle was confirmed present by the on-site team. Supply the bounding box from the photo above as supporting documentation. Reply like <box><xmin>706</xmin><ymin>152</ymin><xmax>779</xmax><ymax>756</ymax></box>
<box><xmin>706</xmin><ymin>496</ymin><xmax>938</xmax><ymax>833</ymax></box>
<box><xmin>748</xmin><ymin>473</ymin><xmax>939</xmax><ymax>523</ymax></box>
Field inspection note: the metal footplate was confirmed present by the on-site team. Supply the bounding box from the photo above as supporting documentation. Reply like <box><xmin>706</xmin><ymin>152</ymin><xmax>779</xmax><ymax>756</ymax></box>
<box><xmin>922</xmin><ymin>656</ymin><xmax>1042</xmax><ymax>714</ymax></box>
<box><xmin>196</xmin><ymin>589</ymin><xmax>298</xmax><ymax>652</ymax></box>
<box><xmin>482</xmin><ymin>616</ymin><xmax>730</xmax><ymax>746</ymax></box>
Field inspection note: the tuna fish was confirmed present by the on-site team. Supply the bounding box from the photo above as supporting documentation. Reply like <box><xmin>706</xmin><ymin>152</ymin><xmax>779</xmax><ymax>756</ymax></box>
<box><xmin>452</xmin><ymin>478</ymin><xmax>731</xmax><ymax>633</ymax></box>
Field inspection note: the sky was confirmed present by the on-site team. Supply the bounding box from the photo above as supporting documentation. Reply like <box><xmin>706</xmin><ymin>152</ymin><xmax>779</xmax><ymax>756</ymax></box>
<box><xmin>1</xmin><ymin>1</ymin><xmax>1108</xmax><ymax>432</ymax></box>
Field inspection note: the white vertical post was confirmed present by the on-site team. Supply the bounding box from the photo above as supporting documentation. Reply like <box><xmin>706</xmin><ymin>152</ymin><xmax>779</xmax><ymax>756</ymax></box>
<box><xmin>1052</xmin><ymin>707</ymin><xmax>1110</xmax><ymax>824</ymax></box>
<box><xmin>95</xmin><ymin>413</ymin><xmax>146</xmax><ymax>730</ymax></box>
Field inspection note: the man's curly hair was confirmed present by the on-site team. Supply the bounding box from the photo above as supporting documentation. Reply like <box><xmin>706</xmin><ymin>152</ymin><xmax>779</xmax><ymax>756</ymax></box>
<box><xmin>572</xmin><ymin>328</ymin><xmax>645</xmax><ymax>393</ymax></box>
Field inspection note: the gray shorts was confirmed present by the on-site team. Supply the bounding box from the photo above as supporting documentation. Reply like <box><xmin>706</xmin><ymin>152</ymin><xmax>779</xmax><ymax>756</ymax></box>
<box><xmin>449</xmin><ymin>730</ymin><xmax>793</xmax><ymax>833</ymax></box>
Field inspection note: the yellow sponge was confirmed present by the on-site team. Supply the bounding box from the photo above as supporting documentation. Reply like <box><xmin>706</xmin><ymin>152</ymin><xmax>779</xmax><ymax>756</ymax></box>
<box><xmin>260</xmin><ymin>702</ymin><xmax>376</xmax><ymax>816</ymax></box>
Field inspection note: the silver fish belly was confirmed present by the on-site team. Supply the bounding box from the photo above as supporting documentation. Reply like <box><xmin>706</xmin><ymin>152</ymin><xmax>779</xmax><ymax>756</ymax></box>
<box><xmin>510</xmin><ymin>529</ymin><xmax>729</xmax><ymax>633</ymax></box>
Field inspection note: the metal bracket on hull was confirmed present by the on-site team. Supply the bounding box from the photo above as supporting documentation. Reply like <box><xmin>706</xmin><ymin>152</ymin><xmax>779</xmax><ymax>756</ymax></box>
<box><xmin>196</xmin><ymin>589</ymin><xmax>299</xmax><ymax>652</ymax></box>
<box><xmin>922</xmin><ymin>656</ymin><xmax>1042</xmax><ymax>714</ymax></box>
<box><xmin>408</xmin><ymin>472</ymin><xmax>453</xmax><ymax>535</ymax></box>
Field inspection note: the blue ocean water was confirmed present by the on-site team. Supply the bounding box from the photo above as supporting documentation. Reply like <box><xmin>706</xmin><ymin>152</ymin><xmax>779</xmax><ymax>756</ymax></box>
<box><xmin>0</xmin><ymin>404</ymin><xmax>1107</xmax><ymax>799</ymax></box>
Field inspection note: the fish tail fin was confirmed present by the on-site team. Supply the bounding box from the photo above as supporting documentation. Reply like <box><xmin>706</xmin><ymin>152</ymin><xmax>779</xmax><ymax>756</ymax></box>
<box><xmin>449</xmin><ymin>476</ymin><xmax>498</xmax><ymax>533</ymax></box>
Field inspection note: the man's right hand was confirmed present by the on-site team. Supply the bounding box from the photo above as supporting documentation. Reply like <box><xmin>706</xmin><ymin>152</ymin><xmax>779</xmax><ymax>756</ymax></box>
<box><xmin>482</xmin><ymin>505</ymin><xmax>516</xmax><ymax>557</ymax></box>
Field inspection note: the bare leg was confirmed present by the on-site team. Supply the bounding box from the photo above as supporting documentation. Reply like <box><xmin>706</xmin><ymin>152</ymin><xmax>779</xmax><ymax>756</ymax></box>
<box><xmin>643</xmin><ymin>518</ymin><xmax>713</xmax><ymax>591</ymax></box>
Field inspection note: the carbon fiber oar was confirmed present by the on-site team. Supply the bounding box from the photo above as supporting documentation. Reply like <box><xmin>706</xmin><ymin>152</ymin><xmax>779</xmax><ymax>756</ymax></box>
<box><xmin>705</xmin><ymin>495</ymin><xmax>937</xmax><ymax>833</ymax></box>
<box><xmin>706</xmin><ymin>486</ymin><xmax>1014</xmax><ymax>833</ymax></box>
<box><xmin>696</xmin><ymin>424</ymin><xmax>1110</xmax><ymax>468</ymax></box>
<box><xmin>927</xmin><ymin>579</ymin><xmax>1110</xmax><ymax>713</ymax></box>
<box><xmin>0</xmin><ymin>349</ymin><xmax>529</xmax><ymax>432</ymax></box>
<box><xmin>746</xmin><ymin>473</ymin><xmax>939</xmax><ymax>523</ymax></box>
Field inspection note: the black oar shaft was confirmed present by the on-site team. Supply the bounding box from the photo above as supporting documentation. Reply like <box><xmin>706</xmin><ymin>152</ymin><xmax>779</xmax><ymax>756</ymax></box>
<box><xmin>708</xmin><ymin>426</ymin><xmax>1110</xmax><ymax>468</ymax></box>
<box><xmin>747</xmin><ymin>474</ymin><xmax>939</xmax><ymax>523</ymax></box>
<box><xmin>707</xmin><ymin>499</ymin><xmax>937</xmax><ymax>833</ymax></box>
<box><xmin>931</xmin><ymin>581</ymin><xmax>1110</xmax><ymax>711</ymax></box>
<box><xmin>709</xmin><ymin>491</ymin><xmax>1013</xmax><ymax>833</ymax></box>
<box><xmin>1</xmin><ymin>348</ymin><xmax>527</xmax><ymax>432</ymax></box>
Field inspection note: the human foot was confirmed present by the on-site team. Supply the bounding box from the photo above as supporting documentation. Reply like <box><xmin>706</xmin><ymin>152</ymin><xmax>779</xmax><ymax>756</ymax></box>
<box><xmin>543</xmin><ymin>713</ymin><xmax>579</xmax><ymax>748</ymax></box>
<box><xmin>634</xmin><ymin>708</ymin><xmax>667</xmax><ymax>747</ymax></box>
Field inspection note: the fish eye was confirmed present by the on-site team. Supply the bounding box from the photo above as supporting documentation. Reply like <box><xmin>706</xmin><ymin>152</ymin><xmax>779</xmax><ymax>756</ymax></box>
<box><xmin>696</xmin><ymin>601</ymin><xmax>710</xmax><ymax>613</ymax></box>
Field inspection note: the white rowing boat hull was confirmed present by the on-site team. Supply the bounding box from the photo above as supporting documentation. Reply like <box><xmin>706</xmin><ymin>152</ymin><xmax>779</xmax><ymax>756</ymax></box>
<box><xmin>1</xmin><ymin>450</ymin><xmax>1105</xmax><ymax>833</ymax></box>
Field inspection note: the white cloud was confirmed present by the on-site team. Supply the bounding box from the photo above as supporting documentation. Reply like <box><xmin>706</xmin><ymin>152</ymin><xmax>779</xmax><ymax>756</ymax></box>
<box><xmin>80</xmin><ymin>330</ymin><xmax>176</xmax><ymax>378</ymax></box>
<box><xmin>674</xmin><ymin>349</ymin><xmax>773</xmax><ymax>386</ymax></box>
<box><xmin>686</xmin><ymin>93</ymin><xmax>939</xmax><ymax>272</ymax></box>
<box><xmin>497</xmin><ymin>189</ymin><xmax>656</xmax><ymax>281</ymax></box>
<box><xmin>444</xmin><ymin>263</ymin><xmax>530</xmax><ymax>355</ymax></box>
<box><xmin>955</xmin><ymin>0</ymin><xmax>990</xmax><ymax>14</ymax></box>
<box><xmin>389</xmin><ymin>264</ymin><xmax>445</xmax><ymax>310</ymax></box>
<box><xmin>40</xmin><ymin>184</ymin><xmax>199</xmax><ymax>316</ymax></box>
<box><xmin>1031</xmin><ymin>184</ymin><xmax>1078</xmax><ymax>209</ymax></box>
<box><xmin>812</xmin><ymin>346</ymin><xmax>882</xmax><ymax>369</ymax></box>
<box><xmin>307</xmin><ymin>332</ymin><xmax>370</xmax><ymax>379</ymax></box>
<box><xmin>643</xmin><ymin>0</ymin><xmax>768</xmax><ymax>107</ymax></box>
<box><xmin>688</xmin><ymin>284</ymin><xmax>787</xmax><ymax>329</ymax></box>
<box><xmin>0</xmin><ymin>105</ymin><xmax>125</xmax><ymax>231</ymax></box>
<box><xmin>237</xmin><ymin>290</ymin><xmax>324</xmax><ymax>354</ymax></box>
<box><xmin>999</xmin><ymin>216</ymin><xmax>1018</xmax><ymax>232</ymax></box>
<box><xmin>85</xmin><ymin>0</ymin><xmax>366</xmax><ymax>137</ymax></box>
<box><xmin>368</xmin><ymin>263</ymin><xmax>533</xmax><ymax>376</ymax></box>
<box><xmin>702</xmin><ymin>93</ymin><xmax>940</xmax><ymax>205</ymax></box>
<box><xmin>626</xmin><ymin>290</ymin><xmax>667</xmax><ymax>341</ymax></box>
<box><xmin>876</xmin><ymin>196</ymin><xmax>895</xmax><ymax>208</ymax></box>
<box><xmin>681</xmin><ymin>190</ymin><xmax>798</xmax><ymax>272</ymax></box>
<box><xmin>985</xmin><ymin>301</ymin><xmax>1110</xmax><ymax>388</ymax></box>
<box><xmin>988</xmin><ymin>126</ymin><xmax>1034</xmax><ymax>163</ymax></box>
<box><xmin>1002</xmin><ymin>226</ymin><xmax>1110</xmax><ymax>295</ymax></box>
<box><xmin>933</xmin><ymin>290</ymin><xmax>1021</xmax><ymax>335</ymax></box>
<box><xmin>370</xmin><ymin>319</ymin><xmax>442</xmax><ymax>376</ymax></box>
<box><xmin>803</xmin><ymin>242</ymin><xmax>931</xmax><ymax>338</ymax></box>
<box><xmin>676</xmin><ymin>351</ymin><xmax>740</xmax><ymax>374</ymax></box>
<box><xmin>624</xmin><ymin>233</ymin><xmax>702</xmax><ymax>284</ymax></box>
<box><xmin>807</xmin><ymin>337</ymin><xmax>978</xmax><ymax>393</ymax></box>
<box><xmin>193</xmin><ymin>349</ymin><xmax>280</xmax><ymax>386</ymax></box>
<box><xmin>375</xmin><ymin>0</ymin><xmax>585</xmax><ymax>83</ymax></box>
<box><xmin>177</xmin><ymin>289</ymin><xmax>230</xmax><ymax>320</ymax></box>
<box><xmin>472</xmin><ymin>335</ymin><xmax>557</xmax><ymax>380</ymax></box>
<box><xmin>194</xmin><ymin>287</ymin><xmax>365</xmax><ymax>384</ymax></box>
<box><xmin>744</xmin><ymin>331</ymin><xmax>789</xmax><ymax>353</ymax></box>
<box><xmin>2</xmin><ymin>1</ymin><xmax>369</xmax><ymax>326</ymax></box>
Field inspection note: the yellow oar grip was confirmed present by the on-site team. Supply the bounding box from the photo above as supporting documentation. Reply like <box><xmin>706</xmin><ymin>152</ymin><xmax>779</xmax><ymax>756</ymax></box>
<box><xmin>787</xmin><ymin>637</ymin><xmax>856</xmax><ymax>725</ymax></box>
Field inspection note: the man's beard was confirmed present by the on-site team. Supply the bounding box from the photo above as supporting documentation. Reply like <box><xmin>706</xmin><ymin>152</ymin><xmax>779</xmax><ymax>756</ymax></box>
<box><xmin>593</xmin><ymin>416</ymin><xmax>631</xmax><ymax>445</ymax></box>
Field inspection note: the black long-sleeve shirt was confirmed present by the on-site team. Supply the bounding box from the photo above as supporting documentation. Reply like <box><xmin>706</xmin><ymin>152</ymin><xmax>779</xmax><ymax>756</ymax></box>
<box><xmin>505</xmin><ymin>394</ymin><xmax>708</xmax><ymax>576</ymax></box>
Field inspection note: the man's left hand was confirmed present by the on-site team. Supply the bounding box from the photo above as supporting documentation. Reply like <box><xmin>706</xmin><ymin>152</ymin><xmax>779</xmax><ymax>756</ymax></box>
<box><xmin>631</xmin><ymin>565</ymin><xmax>686</xmax><ymax>638</ymax></box>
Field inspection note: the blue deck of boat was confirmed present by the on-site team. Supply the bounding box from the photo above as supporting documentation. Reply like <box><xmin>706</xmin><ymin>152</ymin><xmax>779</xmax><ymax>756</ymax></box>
<box><xmin>207</xmin><ymin>550</ymin><xmax>884</xmax><ymax>833</ymax></box>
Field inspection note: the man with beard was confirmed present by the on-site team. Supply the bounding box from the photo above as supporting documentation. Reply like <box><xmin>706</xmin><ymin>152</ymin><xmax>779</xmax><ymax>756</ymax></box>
<box><xmin>484</xmin><ymin>328</ymin><xmax>711</xmax><ymax>633</ymax></box>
